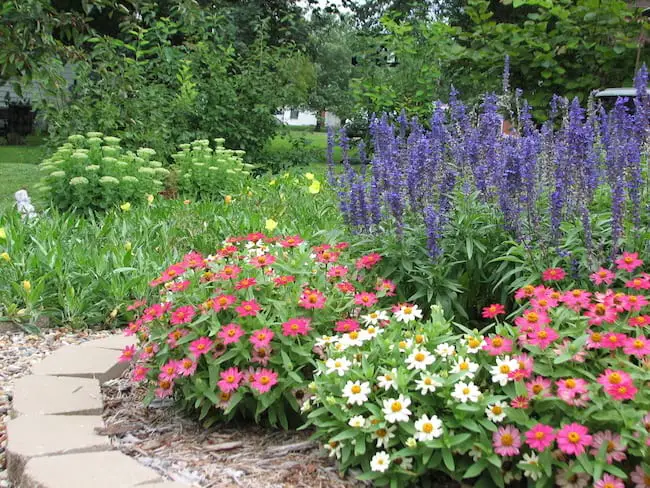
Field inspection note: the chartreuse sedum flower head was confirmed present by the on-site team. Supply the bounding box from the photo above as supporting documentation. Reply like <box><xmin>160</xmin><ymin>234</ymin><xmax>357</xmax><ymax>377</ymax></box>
<box><xmin>39</xmin><ymin>165</ymin><xmax>55</xmax><ymax>173</ymax></box>
<box><xmin>85</xmin><ymin>165</ymin><xmax>100</xmax><ymax>172</ymax></box>
<box><xmin>68</xmin><ymin>134</ymin><xmax>85</xmax><ymax>144</ymax></box>
<box><xmin>50</xmin><ymin>170</ymin><xmax>66</xmax><ymax>178</ymax></box>
<box><xmin>137</xmin><ymin>167</ymin><xmax>155</xmax><ymax>176</ymax></box>
<box><xmin>121</xmin><ymin>176</ymin><xmax>139</xmax><ymax>184</ymax></box>
<box><xmin>154</xmin><ymin>168</ymin><xmax>170</xmax><ymax>177</ymax></box>
<box><xmin>102</xmin><ymin>156</ymin><xmax>117</xmax><ymax>165</ymax></box>
<box><xmin>120</xmin><ymin>202</ymin><xmax>131</xmax><ymax>212</ymax></box>
<box><xmin>148</xmin><ymin>161</ymin><xmax>162</xmax><ymax>168</ymax></box>
<box><xmin>116</xmin><ymin>161</ymin><xmax>129</xmax><ymax>168</ymax></box>
<box><xmin>137</xmin><ymin>147</ymin><xmax>156</xmax><ymax>159</ymax></box>
<box><xmin>99</xmin><ymin>176</ymin><xmax>119</xmax><ymax>186</ymax></box>
<box><xmin>0</xmin><ymin>227</ymin><xmax>5</xmax><ymax>240</ymax></box>
<box><xmin>86</xmin><ymin>137</ymin><xmax>102</xmax><ymax>146</ymax></box>
<box><xmin>69</xmin><ymin>176</ymin><xmax>89</xmax><ymax>186</ymax></box>
<box><xmin>305</xmin><ymin>172</ymin><xmax>315</xmax><ymax>180</ymax></box>
<box><xmin>86</xmin><ymin>131</ymin><xmax>103</xmax><ymax>138</ymax></box>
<box><xmin>103</xmin><ymin>136</ymin><xmax>121</xmax><ymax>146</ymax></box>
<box><xmin>71</xmin><ymin>152</ymin><xmax>89</xmax><ymax>161</ymax></box>
<box><xmin>102</xmin><ymin>146</ymin><xmax>120</xmax><ymax>157</ymax></box>
<box><xmin>124</xmin><ymin>241</ymin><xmax>132</xmax><ymax>252</ymax></box>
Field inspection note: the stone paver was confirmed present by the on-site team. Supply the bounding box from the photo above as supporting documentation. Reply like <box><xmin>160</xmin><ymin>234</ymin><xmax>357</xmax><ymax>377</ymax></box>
<box><xmin>6</xmin><ymin>415</ymin><xmax>111</xmax><ymax>482</ymax></box>
<box><xmin>31</xmin><ymin>344</ymin><xmax>128</xmax><ymax>383</ymax></box>
<box><xmin>79</xmin><ymin>334</ymin><xmax>136</xmax><ymax>351</ymax></box>
<box><xmin>21</xmin><ymin>451</ymin><xmax>163</xmax><ymax>488</ymax></box>
<box><xmin>12</xmin><ymin>375</ymin><xmax>102</xmax><ymax>416</ymax></box>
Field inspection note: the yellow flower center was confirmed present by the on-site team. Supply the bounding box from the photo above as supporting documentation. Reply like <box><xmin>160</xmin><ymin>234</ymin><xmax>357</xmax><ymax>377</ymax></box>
<box><xmin>391</xmin><ymin>402</ymin><xmax>402</xmax><ymax>412</ymax></box>
<box><xmin>468</xmin><ymin>338</ymin><xmax>480</xmax><ymax>348</ymax></box>
<box><xmin>226</xmin><ymin>375</ymin><xmax>235</xmax><ymax>383</ymax></box>
<box><xmin>492</xmin><ymin>338</ymin><xmax>503</xmax><ymax>347</ymax></box>
<box><xmin>499</xmin><ymin>365</ymin><xmax>510</xmax><ymax>374</ymax></box>
<box><xmin>260</xmin><ymin>376</ymin><xmax>270</xmax><ymax>385</ymax></box>
<box><xmin>565</xmin><ymin>378</ymin><xmax>576</xmax><ymax>388</ymax></box>
<box><xmin>492</xmin><ymin>406</ymin><xmax>502</xmax><ymax>415</ymax></box>
<box><xmin>415</xmin><ymin>353</ymin><xmax>425</xmax><ymax>362</ymax></box>
<box><xmin>460</xmin><ymin>362</ymin><xmax>469</xmax><ymax>370</ymax></box>
<box><xmin>462</xmin><ymin>387</ymin><xmax>470</xmax><ymax>395</ymax></box>
<box><xmin>568</xmin><ymin>432</ymin><xmax>581</xmax><ymax>443</ymax></box>
<box><xmin>422</xmin><ymin>423</ymin><xmax>433</xmax><ymax>433</ymax></box>
<box><xmin>334</xmin><ymin>361</ymin><xmax>342</xmax><ymax>368</ymax></box>
<box><xmin>349</xmin><ymin>331</ymin><xmax>359</xmax><ymax>339</ymax></box>
<box><xmin>351</xmin><ymin>385</ymin><xmax>361</xmax><ymax>394</ymax></box>
<box><xmin>501</xmin><ymin>434</ymin><xmax>513</xmax><ymax>446</ymax></box>
<box><xmin>535</xmin><ymin>431</ymin><xmax>545</xmax><ymax>440</ymax></box>
<box><xmin>609</xmin><ymin>373</ymin><xmax>622</xmax><ymax>384</ymax></box>
<box><xmin>404</xmin><ymin>307</ymin><xmax>413</xmax><ymax>314</ymax></box>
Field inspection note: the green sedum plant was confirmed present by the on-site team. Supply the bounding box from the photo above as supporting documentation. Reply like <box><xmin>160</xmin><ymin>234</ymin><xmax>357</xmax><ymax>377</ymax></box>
<box><xmin>171</xmin><ymin>139</ymin><xmax>253</xmax><ymax>200</ymax></box>
<box><xmin>38</xmin><ymin>132</ymin><xmax>167</xmax><ymax>211</ymax></box>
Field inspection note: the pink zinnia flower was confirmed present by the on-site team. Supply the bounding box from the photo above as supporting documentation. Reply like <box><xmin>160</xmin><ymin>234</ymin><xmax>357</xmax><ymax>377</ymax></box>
<box><xmin>126</xmin><ymin>299</ymin><xmax>147</xmax><ymax>311</ymax></box>
<box><xmin>235</xmin><ymin>277</ymin><xmax>257</xmax><ymax>290</ymax></box>
<box><xmin>590</xmin><ymin>431</ymin><xmax>627</xmax><ymax>464</ymax></box>
<box><xmin>282</xmin><ymin>318</ymin><xmax>312</xmax><ymax>337</ymax></box>
<box><xmin>161</xmin><ymin>264</ymin><xmax>186</xmax><ymax>282</ymax></box>
<box><xmin>625</xmin><ymin>294</ymin><xmax>649</xmax><ymax>312</ymax></box>
<box><xmin>615</xmin><ymin>252</ymin><xmax>643</xmax><ymax>272</ymax></box>
<box><xmin>514</xmin><ymin>309</ymin><xmax>551</xmax><ymax>330</ymax></box>
<box><xmin>167</xmin><ymin>329</ymin><xmax>188</xmax><ymax>348</ymax></box>
<box><xmin>182</xmin><ymin>251</ymin><xmax>205</xmax><ymax>268</ymax></box>
<box><xmin>273</xmin><ymin>275</ymin><xmax>295</xmax><ymax>287</ymax></box>
<box><xmin>557</xmin><ymin>423</ymin><xmax>592</xmax><ymax>456</ymax></box>
<box><xmin>624</xmin><ymin>335</ymin><xmax>650</xmax><ymax>356</ymax></box>
<box><xmin>327</xmin><ymin>266</ymin><xmax>348</xmax><ymax>279</ymax></box>
<box><xmin>605</xmin><ymin>381</ymin><xmax>638</xmax><ymax>401</ymax></box>
<box><xmin>560</xmin><ymin>289</ymin><xmax>591</xmax><ymax>311</ymax></box>
<box><xmin>625</xmin><ymin>276</ymin><xmax>650</xmax><ymax>290</ymax></box>
<box><xmin>159</xmin><ymin>360</ymin><xmax>180</xmax><ymax>382</ymax></box>
<box><xmin>132</xmin><ymin>365</ymin><xmax>150</xmax><ymax>382</ymax></box>
<box><xmin>218</xmin><ymin>323</ymin><xmax>245</xmax><ymax>345</ymax></box>
<box><xmin>155</xmin><ymin>378</ymin><xmax>174</xmax><ymax>398</ymax></box>
<box><xmin>590</xmin><ymin>267</ymin><xmax>616</xmax><ymax>285</ymax></box>
<box><xmin>355</xmin><ymin>253</ymin><xmax>381</xmax><ymax>270</ymax></box>
<box><xmin>510</xmin><ymin>396</ymin><xmax>529</xmax><ymax>409</ymax></box>
<box><xmin>217</xmin><ymin>264</ymin><xmax>241</xmax><ymax>280</ymax></box>
<box><xmin>298</xmin><ymin>289</ymin><xmax>326</xmax><ymax>309</ymax></box>
<box><xmin>336</xmin><ymin>281</ymin><xmax>356</xmax><ymax>294</ymax></box>
<box><xmin>189</xmin><ymin>337</ymin><xmax>213</xmax><ymax>357</ymax></box>
<box><xmin>334</xmin><ymin>241</ymin><xmax>349</xmax><ymax>250</ymax></box>
<box><xmin>492</xmin><ymin>425</ymin><xmax>522</xmax><ymax>456</ymax></box>
<box><xmin>251</xmin><ymin>368</ymin><xmax>279</xmax><ymax>393</ymax></box>
<box><xmin>167</xmin><ymin>280</ymin><xmax>191</xmax><ymax>293</ymax></box>
<box><xmin>482</xmin><ymin>303</ymin><xmax>505</xmax><ymax>319</ymax></box>
<box><xmin>250</xmin><ymin>328</ymin><xmax>274</xmax><ymax>348</ymax></box>
<box><xmin>249</xmin><ymin>254</ymin><xmax>276</xmax><ymax>268</ymax></box>
<box><xmin>213</xmin><ymin>294</ymin><xmax>237</xmax><ymax>312</ymax></box>
<box><xmin>629</xmin><ymin>315</ymin><xmax>650</xmax><ymax>327</ymax></box>
<box><xmin>594</xmin><ymin>474</ymin><xmax>625</xmax><ymax>488</ymax></box>
<box><xmin>118</xmin><ymin>345</ymin><xmax>137</xmax><ymax>363</ymax></box>
<box><xmin>170</xmin><ymin>305</ymin><xmax>196</xmax><ymax>325</ymax></box>
<box><xmin>278</xmin><ymin>235</ymin><xmax>303</xmax><ymax>247</ymax></box>
<box><xmin>527</xmin><ymin>326</ymin><xmax>559</xmax><ymax>350</ymax></box>
<box><xmin>124</xmin><ymin>320</ymin><xmax>142</xmax><ymax>336</ymax></box>
<box><xmin>530</xmin><ymin>296</ymin><xmax>558</xmax><ymax>311</ymax></box>
<box><xmin>236</xmin><ymin>299</ymin><xmax>261</xmax><ymax>317</ymax></box>
<box><xmin>316</xmin><ymin>250</ymin><xmax>340</xmax><ymax>264</ymax></box>
<box><xmin>334</xmin><ymin>318</ymin><xmax>360</xmax><ymax>333</ymax></box>
<box><xmin>483</xmin><ymin>335</ymin><xmax>513</xmax><ymax>356</ymax></box>
<box><xmin>139</xmin><ymin>342</ymin><xmax>158</xmax><ymax>361</ymax></box>
<box><xmin>251</xmin><ymin>345</ymin><xmax>272</xmax><ymax>366</ymax></box>
<box><xmin>525</xmin><ymin>424</ymin><xmax>555</xmax><ymax>451</ymax></box>
<box><xmin>586</xmin><ymin>330</ymin><xmax>606</xmax><ymax>350</ymax></box>
<box><xmin>542</xmin><ymin>267</ymin><xmax>566</xmax><ymax>282</ymax></box>
<box><xmin>514</xmin><ymin>285</ymin><xmax>536</xmax><ymax>301</ymax></box>
<box><xmin>376</xmin><ymin>279</ymin><xmax>396</xmax><ymax>296</ymax></box>
<box><xmin>584</xmin><ymin>302</ymin><xmax>618</xmax><ymax>326</ymax></box>
<box><xmin>602</xmin><ymin>332</ymin><xmax>627</xmax><ymax>350</ymax></box>
<box><xmin>177</xmin><ymin>357</ymin><xmax>197</xmax><ymax>377</ymax></box>
<box><xmin>218</xmin><ymin>367</ymin><xmax>244</xmax><ymax>393</ymax></box>
<box><xmin>509</xmin><ymin>353</ymin><xmax>533</xmax><ymax>381</ymax></box>
<box><xmin>556</xmin><ymin>378</ymin><xmax>589</xmax><ymax>404</ymax></box>
<box><xmin>354</xmin><ymin>292</ymin><xmax>378</xmax><ymax>308</ymax></box>
<box><xmin>526</xmin><ymin>376</ymin><xmax>553</xmax><ymax>398</ymax></box>
<box><xmin>631</xmin><ymin>465</ymin><xmax>650</xmax><ymax>488</ymax></box>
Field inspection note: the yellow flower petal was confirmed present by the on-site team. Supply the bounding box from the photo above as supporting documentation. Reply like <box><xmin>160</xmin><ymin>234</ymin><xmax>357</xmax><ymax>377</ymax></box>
<box><xmin>265</xmin><ymin>219</ymin><xmax>278</xmax><ymax>232</ymax></box>
<box><xmin>0</xmin><ymin>227</ymin><xmax>6</xmax><ymax>240</ymax></box>
<box><xmin>305</xmin><ymin>172</ymin><xmax>315</xmax><ymax>180</ymax></box>
<box><xmin>120</xmin><ymin>202</ymin><xmax>131</xmax><ymax>211</ymax></box>
<box><xmin>308</xmin><ymin>180</ymin><xmax>321</xmax><ymax>194</ymax></box>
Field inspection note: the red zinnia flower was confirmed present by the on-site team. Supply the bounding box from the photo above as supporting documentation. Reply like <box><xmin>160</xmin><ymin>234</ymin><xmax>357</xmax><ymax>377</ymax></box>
<box><xmin>542</xmin><ymin>267</ymin><xmax>566</xmax><ymax>282</ymax></box>
<box><xmin>482</xmin><ymin>303</ymin><xmax>505</xmax><ymax>319</ymax></box>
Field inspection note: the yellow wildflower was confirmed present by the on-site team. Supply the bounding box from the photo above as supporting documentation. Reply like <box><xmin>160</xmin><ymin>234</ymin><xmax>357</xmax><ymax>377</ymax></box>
<box><xmin>304</xmin><ymin>172</ymin><xmax>315</xmax><ymax>180</ymax></box>
<box><xmin>1</xmin><ymin>252</ymin><xmax>10</xmax><ymax>262</ymax></box>
<box><xmin>146</xmin><ymin>194</ymin><xmax>154</xmax><ymax>205</ymax></box>
<box><xmin>0</xmin><ymin>227</ymin><xmax>6</xmax><ymax>240</ymax></box>
<box><xmin>22</xmin><ymin>280</ymin><xmax>31</xmax><ymax>292</ymax></box>
<box><xmin>120</xmin><ymin>202</ymin><xmax>131</xmax><ymax>212</ymax></box>
<box><xmin>124</xmin><ymin>241</ymin><xmax>132</xmax><ymax>252</ymax></box>
<box><xmin>308</xmin><ymin>180</ymin><xmax>321</xmax><ymax>194</ymax></box>
<box><xmin>224</xmin><ymin>195</ymin><xmax>232</xmax><ymax>204</ymax></box>
<box><xmin>265</xmin><ymin>219</ymin><xmax>278</xmax><ymax>232</ymax></box>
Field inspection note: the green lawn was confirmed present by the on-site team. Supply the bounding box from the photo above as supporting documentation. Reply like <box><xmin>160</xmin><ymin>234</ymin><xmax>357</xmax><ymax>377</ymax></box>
<box><xmin>266</xmin><ymin>129</ymin><xmax>355</xmax><ymax>163</ymax></box>
<box><xmin>0</xmin><ymin>144</ymin><xmax>46</xmax><ymax>207</ymax></box>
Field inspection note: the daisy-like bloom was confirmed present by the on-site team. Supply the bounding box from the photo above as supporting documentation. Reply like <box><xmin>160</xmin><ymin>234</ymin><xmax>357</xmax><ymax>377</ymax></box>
<box><xmin>361</xmin><ymin>310</ymin><xmax>389</xmax><ymax>325</ymax></box>
<box><xmin>161</xmin><ymin>264</ymin><xmax>187</xmax><ymax>282</ymax></box>
<box><xmin>118</xmin><ymin>345</ymin><xmax>137</xmax><ymax>363</ymax></box>
<box><xmin>354</xmin><ymin>292</ymin><xmax>378</xmax><ymax>308</ymax></box>
<box><xmin>236</xmin><ymin>299</ymin><xmax>261</xmax><ymax>317</ymax></box>
<box><xmin>170</xmin><ymin>305</ymin><xmax>195</xmax><ymax>325</ymax></box>
<box><xmin>560</xmin><ymin>289</ymin><xmax>592</xmax><ymax>311</ymax></box>
<box><xmin>414</xmin><ymin>373</ymin><xmax>443</xmax><ymax>394</ymax></box>
<box><xmin>392</xmin><ymin>303</ymin><xmax>423</xmax><ymax>323</ymax></box>
<box><xmin>124</xmin><ymin>320</ymin><xmax>142</xmax><ymax>337</ymax></box>
<box><xmin>249</xmin><ymin>328</ymin><xmax>274</xmax><ymax>348</ymax></box>
<box><xmin>514</xmin><ymin>309</ymin><xmax>551</xmax><ymax>330</ymax></box>
<box><xmin>542</xmin><ymin>267</ymin><xmax>566</xmax><ymax>281</ymax></box>
<box><xmin>370</xmin><ymin>451</ymin><xmax>391</xmax><ymax>473</ymax></box>
<box><xmin>372</xmin><ymin>425</ymin><xmax>397</xmax><ymax>448</ymax></box>
<box><xmin>281</xmin><ymin>317</ymin><xmax>312</xmax><ymax>337</ymax></box>
<box><xmin>557</xmin><ymin>423</ymin><xmax>592</xmax><ymax>456</ymax></box>
<box><xmin>584</xmin><ymin>302</ymin><xmax>618</xmax><ymax>326</ymax></box>
<box><xmin>139</xmin><ymin>342</ymin><xmax>158</xmax><ymax>361</ymax></box>
<box><xmin>625</xmin><ymin>276</ymin><xmax>650</xmax><ymax>290</ymax></box>
<box><xmin>326</xmin><ymin>265</ymin><xmax>348</xmax><ymax>279</ymax></box>
<box><xmin>526</xmin><ymin>376</ymin><xmax>552</xmax><ymax>398</ymax></box>
<box><xmin>251</xmin><ymin>368</ymin><xmax>278</xmax><ymax>393</ymax></box>
<box><xmin>382</xmin><ymin>394</ymin><xmax>412</xmax><ymax>423</ymax></box>
<box><xmin>355</xmin><ymin>253</ymin><xmax>381</xmax><ymax>270</ymax></box>
<box><xmin>520</xmin><ymin>452</ymin><xmax>541</xmax><ymax>481</ymax></box>
<box><xmin>279</xmin><ymin>235</ymin><xmax>304</xmax><ymax>247</ymax></box>
<box><xmin>490</xmin><ymin>356</ymin><xmax>519</xmax><ymax>386</ymax></box>
<box><xmin>590</xmin><ymin>267</ymin><xmax>616</xmax><ymax>286</ymax></box>
<box><xmin>167</xmin><ymin>280</ymin><xmax>191</xmax><ymax>293</ymax></box>
<box><xmin>615</xmin><ymin>252</ymin><xmax>643</xmax><ymax>272</ymax></box>
<box><xmin>159</xmin><ymin>360</ymin><xmax>180</xmax><ymax>382</ymax></box>
<box><xmin>340</xmin><ymin>330</ymin><xmax>364</xmax><ymax>348</ymax></box>
<box><xmin>298</xmin><ymin>289</ymin><xmax>327</xmax><ymax>309</ymax></box>
<box><xmin>624</xmin><ymin>335</ymin><xmax>650</xmax><ymax>356</ymax></box>
<box><xmin>189</xmin><ymin>337</ymin><xmax>213</xmax><ymax>357</ymax></box>
<box><xmin>510</xmin><ymin>395</ymin><xmax>530</xmax><ymax>409</ymax></box>
<box><xmin>527</xmin><ymin>326</ymin><xmax>559</xmax><ymax>350</ymax></box>
<box><xmin>249</xmin><ymin>253</ymin><xmax>276</xmax><ymax>268</ymax></box>
<box><xmin>485</xmin><ymin>401</ymin><xmax>508</xmax><ymax>423</ymax></box>
<box><xmin>509</xmin><ymin>353</ymin><xmax>534</xmax><ymax>381</ymax></box>
<box><xmin>525</xmin><ymin>424</ymin><xmax>555</xmax><ymax>451</ymax></box>
<box><xmin>629</xmin><ymin>314</ymin><xmax>650</xmax><ymax>327</ymax></box>
<box><xmin>334</xmin><ymin>318</ymin><xmax>360</xmax><ymax>333</ymax></box>
<box><xmin>182</xmin><ymin>251</ymin><xmax>205</xmax><ymax>268</ymax></box>
<box><xmin>336</xmin><ymin>281</ymin><xmax>356</xmax><ymax>294</ymax></box>
<box><xmin>234</xmin><ymin>277</ymin><xmax>257</xmax><ymax>290</ymax></box>
<box><xmin>555</xmin><ymin>464</ymin><xmax>590</xmax><ymax>488</ymax></box>
<box><xmin>625</xmin><ymin>294</ymin><xmax>649</xmax><ymax>312</ymax></box>
<box><xmin>406</xmin><ymin>349</ymin><xmax>435</xmax><ymax>370</ymax></box>
<box><xmin>359</xmin><ymin>326</ymin><xmax>383</xmax><ymax>341</ymax></box>
<box><xmin>315</xmin><ymin>335</ymin><xmax>335</xmax><ymax>348</ymax></box>
<box><xmin>315</xmin><ymin>249</ymin><xmax>340</xmax><ymax>264</ymax></box>
<box><xmin>590</xmin><ymin>430</ymin><xmax>627</xmax><ymax>464</ymax></box>
<box><xmin>483</xmin><ymin>335</ymin><xmax>513</xmax><ymax>356</ymax></box>
<box><xmin>451</xmin><ymin>381</ymin><xmax>481</xmax><ymax>403</ymax></box>
<box><xmin>377</xmin><ymin>369</ymin><xmax>398</xmax><ymax>390</ymax></box>
<box><xmin>376</xmin><ymin>279</ymin><xmax>397</xmax><ymax>296</ymax></box>
<box><xmin>556</xmin><ymin>377</ymin><xmax>589</xmax><ymax>404</ymax></box>
<box><xmin>493</xmin><ymin>425</ymin><xmax>522</xmax><ymax>457</ymax></box>
<box><xmin>177</xmin><ymin>357</ymin><xmax>197</xmax><ymax>377</ymax></box>
<box><xmin>273</xmin><ymin>275</ymin><xmax>295</xmax><ymax>287</ymax></box>
<box><xmin>604</xmin><ymin>380</ymin><xmax>638</xmax><ymax>401</ymax></box>
<box><xmin>132</xmin><ymin>365</ymin><xmax>150</xmax><ymax>382</ymax></box>
<box><xmin>334</xmin><ymin>241</ymin><xmax>349</xmax><ymax>250</ymax></box>
<box><xmin>414</xmin><ymin>414</ymin><xmax>443</xmax><ymax>441</ymax></box>
<box><xmin>251</xmin><ymin>345</ymin><xmax>272</xmax><ymax>366</ymax></box>
<box><xmin>631</xmin><ymin>465</ymin><xmax>650</xmax><ymax>488</ymax></box>
<box><xmin>325</xmin><ymin>357</ymin><xmax>352</xmax><ymax>376</ymax></box>
<box><xmin>594</xmin><ymin>474</ymin><xmax>625</xmax><ymax>488</ymax></box>
<box><xmin>218</xmin><ymin>367</ymin><xmax>244</xmax><ymax>393</ymax></box>
<box><xmin>212</xmin><ymin>294</ymin><xmax>236</xmax><ymax>312</ymax></box>
<box><xmin>461</xmin><ymin>335</ymin><xmax>485</xmax><ymax>354</ymax></box>
<box><xmin>323</xmin><ymin>440</ymin><xmax>342</xmax><ymax>459</ymax></box>
<box><xmin>218</xmin><ymin>323</ymin><xmax>245</xmax><ymax>345</ymax></box>
<box><xmin>482</xmin><ymin>303</ymin><xmax>505</xmax><ymax>319</ymax></box>
<box><xmin>434</xmin><ymin>343</ymin><xmax>455</xmax><ymax>359</ymax></box>
<box><xmin>217</xmin><ymin>264</ymin><xmax>241</xmax><ymax>280</ymax></box>
<box><xmin>342</xmin><ymin>380</ymin><xmax>371</xmax><ymax>406</ymax></box>
<box><xmin>450</xmin><ymin>356</ymin><xmax>479</xmax><ymax>378</ymax></box>
<box><xmin>586</xmin><ymin>330</ymin><xmax>606</xmax><ymax>350</ymax></box>
<box><xmin>166</xmin><ymin>329</ymin><xmax>188</xmax><ymax>349</ymax></box>
<box><xmin>126</xmin><ymin>299</ymin><xmax>147</xmax><ymax>312</ymax></box>
<box><xmin>597</xmin><ymin>369</ymin><xmax>632</xmax><ymax>390</ymax></box>
<box><xmin>530</xmin><ymin>296</ymin><xmax>559</xmax><ymax>311</ymax></box>
<box><xmin>348</xmin><ymin>415</ymin><xmax>366</xmax><ymax>428</ymax></box>
<box><xmin>155</xmin><ymin>378</ymin><xmax>174</xmax><ymax>399</ymax></box>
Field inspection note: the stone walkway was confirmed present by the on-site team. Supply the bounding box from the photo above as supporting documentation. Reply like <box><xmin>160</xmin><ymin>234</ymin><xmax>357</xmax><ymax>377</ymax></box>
<box><xmin>6</xmin><ymin>334</ymin><xmax>185</xmax><ymax>488</ymax></box>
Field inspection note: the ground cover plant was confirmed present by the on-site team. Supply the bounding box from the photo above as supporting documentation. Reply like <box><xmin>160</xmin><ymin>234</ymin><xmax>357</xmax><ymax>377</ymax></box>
<box><xmin>306</xmin><ymin>259</ymin><xmax>650</xmax><ymax>487</ymax></box>
<box><xmin>121</xmin><ymin>233</ymin><xmax>398</xmax><ymax>428</ymax></box>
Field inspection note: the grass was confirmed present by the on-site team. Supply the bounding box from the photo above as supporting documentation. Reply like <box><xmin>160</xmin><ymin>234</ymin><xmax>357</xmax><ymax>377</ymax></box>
<box><xmin>0</xmin><ymin>143</ymin><xmax>46</xmax><ymax>206</ymax></box>
<box><xmin>265</xmin><ymin>129</ymin><xmax>356</xmax><ymax>164</ymax></box>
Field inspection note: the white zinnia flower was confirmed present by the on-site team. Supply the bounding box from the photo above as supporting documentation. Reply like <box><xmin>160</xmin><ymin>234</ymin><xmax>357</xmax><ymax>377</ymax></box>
<box><xmin>485</xmin><ymin>401</ymin><xmax>508</xmax><ymax>423</ymax></box>
<box><xmin>405</xmin><ymin>437</ymin><xmax>417</xmax><ymax>448</ymax></box>
<box><xmin>414</xmin><ymin>414</ymin><xmax>443</xmax><ymax>442</ymax></box>
<box><xmin>389</xmin><ymin>338</ymin><xmax>413</xmax><ymax>352</ymax></box>
<box><xmin>372</xmin><ymin>425</ymin><xmax>397</xmax><ymax>448</ymax></box>
<box><xmin>414</xmin><ymin>373</ymin><xmax>443</xmax><ymax>394</ymax></box>
<box><xmin>394</xmin><ymin>304</ymin><xmax>422</xmax><ymax>323</ymax></box>
<box><xmin>451</xmin><ymin>381</ymin><xmax>481</xmax><ymax>403</ymax></box>
<box><xmin>382</xmin><ymin>395</ymin><xmax>412</xmax><ymax>423</ymax></box>
<box><xmin>521</xmin><ymin>452</ymin><xmax>541</xmax><ymax>481</ymax></box>
<box><xmin>399</xmin><ymin>457</ymin><xmax>414</xmax><ymax>470</ymax></box>
<box><xmin>348</xmin><ymin>415</ymin><xmax>366</xmax><ymax>428</ymax></box>
<box><xmin>490</xmin><ymin>356</ymin><xmax>519</xmax><ymax>386</ymax></box>
<box><xmin>325</xmin><ymin>357</ymin><xmax>351</xmax><ymax>376</ymax></box>
<box><xmin>340</xmin><ymin>331</ymin><xmax>364</xmax><ymax>347</ymax></box>
<box><xmin>377</xmin><ymin>369</ymin><xmax>398</xmax><ymax>391</ymax></box>
<box><xmin>370</xmin><ymin>451</ymin><xmax>391</xmax><ymax>473</ymax></box>
<box><xmin>315</xmin><ymin>335</ymin><xmax>335</xmax><ymax>347</ymax></box>
<box><xmin>342</xmin><ymin>380</ymin><xmax>371</xmax><ymax>406</ymax></box>
<box><xmin>461</xmin><ymin>335</ymin><xmax>486</xmax><ymax>354</ymax></box>
<box><xmin>555</xmin><ymin>464</ymin><xmax>589</xmax><ymax>488</ymax></box>
<box><xmin>405</xmin><ymin>348</ymin><xmax>435</xmax><ymax>370</ymax></box>
<box><xmin>359</xmin><ymin>325</ymin><xmax>383</xmax><ymax>341</ymax></box>
<box><xmin>361</xmin><ymin>310</ymin><xmax>388</xmax><ymax>325</ymax></box>
<box><xmin>434</xmin><ymin>342</ymin><xmax>455</xmax><ymax>360</ymax></box>
<box><xmin>323</xmin><ymin>441</ymin><xmax>342</xmax><ymax>459</ymax></box>
<box><xmin>450</xmin><ymin>356</ymin><xmax>479</xmax><ymax>378</ymax></box>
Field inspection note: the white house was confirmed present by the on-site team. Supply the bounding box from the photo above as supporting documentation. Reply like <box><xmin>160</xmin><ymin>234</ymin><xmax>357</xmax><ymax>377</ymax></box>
<box><xmin>275</xmin><ymin>108</ymin><xmax>340</xmax><ymax>128</ymax></box>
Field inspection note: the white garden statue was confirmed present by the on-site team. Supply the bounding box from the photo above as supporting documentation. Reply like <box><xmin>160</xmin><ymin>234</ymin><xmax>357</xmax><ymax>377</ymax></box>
<box><xmin>14</xmin><ymin>190</ymin><xmax>37</xmax><ymax>220</ymax></box>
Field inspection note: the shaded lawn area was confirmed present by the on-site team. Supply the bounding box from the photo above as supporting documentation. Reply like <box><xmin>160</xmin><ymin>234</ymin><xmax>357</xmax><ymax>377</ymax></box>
<box><xmin>0</xmin><ymin>144</ymin><xmax>46</xmax><ymax>208</ymax></box>
<box><xmin>266</xmin><ymin>129</ymin><xmax>357</xmax><ymax>163</ymax></box>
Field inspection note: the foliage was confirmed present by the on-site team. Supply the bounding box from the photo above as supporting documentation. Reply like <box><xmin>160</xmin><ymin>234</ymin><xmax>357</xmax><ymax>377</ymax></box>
<box><xmin>171</xmin><ymin>139</ymin><xmax>252</xmax><ymax>200</ymax></box>
<box><xmin>37</xmin><ymin>132</ymin><xmax>165</xmax><ymax>211</ymax></box>
<box><xmin>123</xmin><ymin>234</ymin><xmax>398</xmax><ymax>427</ymax></box>
<box><xmin>307</xmin><ymin>267</ymin><xmax>650</xmax><ymax>486</ymax></box>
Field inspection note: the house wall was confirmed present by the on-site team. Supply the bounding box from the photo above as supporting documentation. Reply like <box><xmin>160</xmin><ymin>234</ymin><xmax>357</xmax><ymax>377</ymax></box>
<box><xmin>275</xmin><ymin>108</ymin><xmax>341</xmax><ymax>128</ymax></box>
<box><xmin>0</xmin><ymin>64</ymin><xmax>76</xmax><ymax>107</ymax></box>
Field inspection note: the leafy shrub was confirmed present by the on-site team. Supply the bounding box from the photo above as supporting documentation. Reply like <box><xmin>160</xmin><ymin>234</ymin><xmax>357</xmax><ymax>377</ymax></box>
<box><xmin>37</xmin><ymin>132</ymin><xmax>167</xmax><ymax>211</ymax></box>
<box><xmin>171</xmin><ymin>139</ymin><xmax>252</xmax><ymax>200</ymax></box>
<box><xmin>121</xmin><ymin>233</ymin><xmax>398</xmax><ymax>427</ymax></box>
<box><xmin>306</xmin><ymin>258</ymin><xmax>650</xmax><ymax>487</ymax></box>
